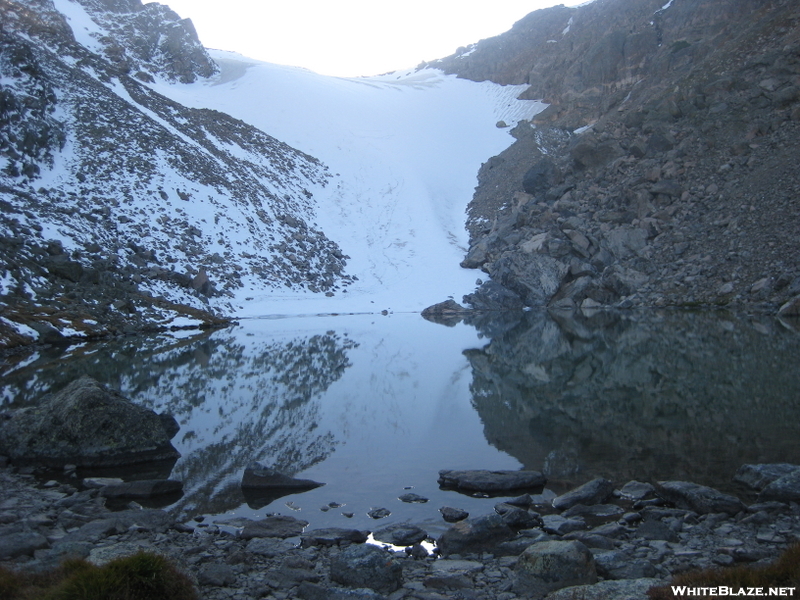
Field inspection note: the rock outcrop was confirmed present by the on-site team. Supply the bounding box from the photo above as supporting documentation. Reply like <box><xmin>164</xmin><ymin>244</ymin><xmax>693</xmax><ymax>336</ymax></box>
<box><xmin>425</xmin><ymin>0</ymin><xmax>800</xmax><ymax>313</ymax></box>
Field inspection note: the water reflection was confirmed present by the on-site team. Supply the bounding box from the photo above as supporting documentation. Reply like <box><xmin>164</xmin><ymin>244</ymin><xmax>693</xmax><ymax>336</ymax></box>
<box><xmin>465</xmin><ymin>309</ymin><xmax>800</xmax><ymax>495</ymax></box>
<box><xmin>1</xmin><ymin>310</ymin><xmax>799</xmax><ymax>531</ymax></box>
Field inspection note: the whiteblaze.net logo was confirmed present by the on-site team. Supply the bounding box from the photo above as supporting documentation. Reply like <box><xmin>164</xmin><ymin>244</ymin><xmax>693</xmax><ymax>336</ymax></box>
<box><xmin>671</xmin><ymin>587</ymin><xmax>796</xmax><ymax>597</ymax></box>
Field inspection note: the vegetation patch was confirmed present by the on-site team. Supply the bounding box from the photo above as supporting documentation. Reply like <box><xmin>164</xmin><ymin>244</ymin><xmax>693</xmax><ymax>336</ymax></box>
<box><xmin>0</xmin><ymin>551</ymin><xmax>197</xmax><ymax>600</ymax></box>
<box><xmin>648</xmin><ymin>543</ymin><xmax>800</xmax><ymax>599</ymax></box>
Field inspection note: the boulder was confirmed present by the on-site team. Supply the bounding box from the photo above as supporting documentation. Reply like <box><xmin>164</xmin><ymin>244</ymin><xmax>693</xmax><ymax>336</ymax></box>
<box><xmin>420</xmin><ymin>300</ymin><xmax>469</xmax><ymax>326</ymax></box>
<box><xmin>437</xmin><ymin>514</ymin><xmax>514</xmax><ymax>556</ymax></box>
<box><xmin>619</xmin><ymin>481</ymin><xmax>656</xmax><ymax>501</ymax></box>
<box><xmin>0</xmin><ymin>377</ymin><xmax>179</xmax><ymax>467</ymax></box>
<box><xmin>655</xmin><ymin>481</ymin><xmax>744</xmax><ymax>515</ymax></box>
<box><xmin>440</xmin><ymin>506</ymin><xmax>469</xmax><ymax>523</ymax></box>
<box><xmin>240</xmin><ymin>462</ymin><xmax>324</xmax><ymax>491</ymax></box>
<box><xmin>541</xmin><ymin>514</ymin><xmax>587</xmax><ymax>536</ymax></box>
<box><xmin>495</xmin><ymin>503</ymin><xmax>543</xmax><ymax>529</ymax></box>
<box><xmin>734</xmin><ymin>464</ymin><xmax>800</xmax><ymax>491</ymax></box>
<box><xmin>438</xmin><ymin>469</ymin><xmax>547</xmax><ymax>493</ymax></box>
<box><xmin>522</xmin><ymin>156</ymin><xmax>560</xmax><ymax>197</ymax></box>
<box><xmin>398</xmin><ymin>493</ymin><xmax>428</xmax><ymax>503</ymax></box>
<box><xmin>329</xmin><ymin>544</ymin><xmax>403</xmax><ymax>594</ymax></box>
<box><xmin>759</xmin><ymin>469</ymin><xmax>800</xmax><ymax>503</ymax></box>
<box><xmin>552</xmin><ymin>478</ymin><xmax>614</xmax><ymax>511</ymax></box>
<box><xmin>514</xmin><ymin>540</ymin><xmax>597</xmax><ymax>598</ymax></box>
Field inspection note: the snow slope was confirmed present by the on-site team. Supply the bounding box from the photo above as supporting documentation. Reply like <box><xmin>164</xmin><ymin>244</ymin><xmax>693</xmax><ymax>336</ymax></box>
<box><xmin>154</xmin><ymin>52</ymin><xmax>546</xmax><ymax>316</ymax></box>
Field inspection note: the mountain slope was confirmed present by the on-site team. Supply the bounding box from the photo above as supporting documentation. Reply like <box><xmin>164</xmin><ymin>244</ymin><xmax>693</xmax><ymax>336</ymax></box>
<box><xmin>427</xmin><ymin>0</ymin><xmax>800</xmax><ymax>314</ymax></box>
<box><xmin>0</xmin><ymin>0</ymin><xmax>544</xmax><ymax>349</ymax></box>
<box><xmin>0</xmin><ymin>0</ymin><xmax>354</xmax><ymax>347</ymax></box>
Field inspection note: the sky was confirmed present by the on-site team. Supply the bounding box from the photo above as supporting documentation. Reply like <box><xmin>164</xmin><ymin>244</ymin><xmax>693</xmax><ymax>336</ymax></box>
<box><xmin>153</xmin><ymin>0</ymin><xmax>589</xmax><ymax>77</ymax></box>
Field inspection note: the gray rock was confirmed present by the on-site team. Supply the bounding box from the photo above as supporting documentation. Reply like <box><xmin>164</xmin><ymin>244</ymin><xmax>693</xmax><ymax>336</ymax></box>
<box><xmin>542</xmin><ymin>514</ymin><xmax>587</xmax><ymax>536</ymax></box>
<box><xmin>99</xmin><ymin>479</ymin><xmax>183</xmax><ymax>499</ymax></box>
<box><xmin>367</xmin><ymin>508</ymin><xmax>391</xmax><ymax>519</ymax></box>
<box><xmin>734</xmin><ymin>463</ymin><xmax>800</xmax><ymax>491</ymax></box>
<box><xmin>553</xmin><ymin>478</ymin><xmax>614</xmax><ymax>511</ymax></box>
<box><xmin>759</xmin><ymin>469</ymin><xmax>800</xmax><ymax>503</ymax></box>
<box><xmin>440</xmin><ymin>506</ymin><xmax>469</xmax><ymax>523</ymax></box>
<box><xmin>0</xmin><ymin>532</ymin><xmax>49</xmax><ymax>560</ymax></box>
<box><xmin>330</xmin><ymin>544</ymin><xmax>403</xmax><ymax>594</ymax></box>
<box><xmin>246</xmin><ymin>537</ymin><xmax>296</xmax><ymax>557</ymax></box>
<box><xmin>515</xmin><ymin>540</ymin><xmax>597</xmax><ymax>598</ymax></box>
<box><xmin>619</xmin><ymin>481</ymin><xmax>656</xmax><ymax>501</ymax></box>
<box><xmin>197</xmin><ymin>563</ymin><xmax>237</xmax><ymax>587</ymax></box>
<box><xmin>438</xmin><ymin>469</ymin><xmax>547</xmax><ymax>493</ymax></box>
<box><xmin>594</xmin><ymin>550</ymin><xmax>657</xmax><ymax>580</ymax></box>
<box><xmin>241</xmin><ymin>462</ymin><xmax>324</xmax><ymax>490</ymax></box>
<box><xmin>372</xmin><ymin>524</ymin><xmax>427</xmax><ymax>546</ymax></box>
<box><xmin>496</xmin><ymin>503</ymin><xmax>543</xmax><ymax>529</ymax></box>
<box><xmin>492</xmin><ymin>253</ymin><xmax>569</xmax><ymax>306</ymax></box>
<box><xmin>523</xmin><ymin>156</ymin><xmax>560</xmax><ymax>197</ymax></box>
<box><xmin>0</xmin><ymin>376</ymin><xmax>179</xmax><ymax>467</ymax></box>
<box><xmin>545</xmin><ymin>578</ymin><xmax>662</xmax><ymax>600</ymax></box>
<box><xmin>301</xmin><ymin>528</ymin><xmax>370</xmax><ymax>547</ymax></box>
<box><xmin>421</xmin><ymin>300</ymin><xmax>469</xmax><ymax>326</ymax></box>
<box><xmin>240</xmin><ymin>515</ymin><xmax>309</xmax><ymax>539</ymax></box>
<box><xmin>437</xmin><ymin>514</ymin><xmax>515</xmax><ymax>556</ymax></box>
<box><xmin>634</xmin><ymin>519</ymin><xmax>679</xmax><ymax>542</ymax></box>
<box><xmin>655</xmin><ymin>481</ymin><xmax>744</xmax><ymax>515</ymax></box>
<box><xmin>398</xmin><ymin>493</ymin><xmax>429</xmax><ymax>503</ymax></box>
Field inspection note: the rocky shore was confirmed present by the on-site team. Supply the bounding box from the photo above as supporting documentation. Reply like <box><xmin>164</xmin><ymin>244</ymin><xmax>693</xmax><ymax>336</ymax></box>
<box><xmin>2</xmin><ymin>457</ymin><xmax>800</xmax><ymax>600</ymax></box>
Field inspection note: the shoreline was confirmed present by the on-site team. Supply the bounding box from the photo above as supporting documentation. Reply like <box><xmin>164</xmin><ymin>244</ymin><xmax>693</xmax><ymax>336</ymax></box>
<box><xmin>2</xmin><ymin>463</ymin><xmax>799</xmax><ymax>600</ymax></box>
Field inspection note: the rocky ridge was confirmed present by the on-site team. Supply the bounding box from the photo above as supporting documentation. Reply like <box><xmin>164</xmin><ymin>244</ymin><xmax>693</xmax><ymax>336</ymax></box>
<box><xmin>425</xmin><ymin>0</ymin><xmax>800</xmax><ymax>314</ymax></box>
<box><xmin>0</xmin><ymin>0</ymin><xmax>354</xmax><ymax>350</ymax></box>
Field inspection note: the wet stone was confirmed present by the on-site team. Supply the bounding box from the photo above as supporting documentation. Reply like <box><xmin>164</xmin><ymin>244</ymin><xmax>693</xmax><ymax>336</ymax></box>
<box><xmin>440</xmin><ymin>506</ymin><xmax>469</xmax><ymax>523</ymax></box>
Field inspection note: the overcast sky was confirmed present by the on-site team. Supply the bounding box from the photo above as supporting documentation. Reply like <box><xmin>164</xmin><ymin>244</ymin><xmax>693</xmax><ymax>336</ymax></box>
<box><xmin>153</xmin><ymin>1</ymin><xmax>588</xmax><ymax>77</ymax></box>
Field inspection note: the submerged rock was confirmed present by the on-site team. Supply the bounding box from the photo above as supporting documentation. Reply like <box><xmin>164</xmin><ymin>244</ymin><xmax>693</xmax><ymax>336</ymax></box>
<box><xmin>0</xmin><ymin>376</ymin><xmax>180</xmax><ymax>468</ymax></box>
<box><xmin>241</xmin><ymin>462</ymin><xmax>325</xmax><ymax>491</ymax></box>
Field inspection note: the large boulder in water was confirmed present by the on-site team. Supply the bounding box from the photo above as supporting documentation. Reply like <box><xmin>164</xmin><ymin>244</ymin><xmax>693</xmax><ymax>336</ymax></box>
<box><xmin>0</xmin><ymin>376</ymin><xmax>180</xmax><ymax>467</ymax></box>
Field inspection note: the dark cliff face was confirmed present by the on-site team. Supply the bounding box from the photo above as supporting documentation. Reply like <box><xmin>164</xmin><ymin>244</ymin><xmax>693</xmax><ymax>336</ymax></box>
<box><xmin>429</xmin><ymin>0</ymin><xmax>800</xmax><ymax>314</ymax></box>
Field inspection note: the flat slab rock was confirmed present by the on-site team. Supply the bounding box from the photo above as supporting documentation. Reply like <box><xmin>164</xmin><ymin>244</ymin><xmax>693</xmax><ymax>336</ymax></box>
<box><xmin>240</xmin><ymin>515</ymin><xmax>309</xmax><ymax>539</ymax></box>
<box><xmin>438</xmin><ymin>469</ymin><xmax>546</xmax><ymax>492</ymax></box>
<box><xmin>655</xmin><ymin>481</ymin><xmax>745</xmax><ymax>515</ymax></box>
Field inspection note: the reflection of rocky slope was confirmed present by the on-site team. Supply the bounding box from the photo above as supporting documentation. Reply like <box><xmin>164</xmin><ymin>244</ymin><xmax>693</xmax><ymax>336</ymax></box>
<box><xmin>2</xmin><ymin>327</ymin><xmax>357</xmax><ymax>517</ymax></box>
<box><xmin>0</xmin><ymin>0</ymin><xmax>352</xmax><ymax>348</ymax></box>
<box><xmin>427</xmin><ymin>0</ymin><xmax>800</xmax><ymax>313</ymax></box>
<box><xmin>466</xmin><ymin>310</ymin><xmax>800</xmax><ymax>493</ymax></box>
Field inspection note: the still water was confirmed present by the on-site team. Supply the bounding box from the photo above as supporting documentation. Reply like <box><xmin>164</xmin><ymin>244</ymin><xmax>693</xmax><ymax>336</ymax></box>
<box><xmin>2</xmin><ymin>309</ymin><xmax>799</xmax><ymax>538</ymax></box>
